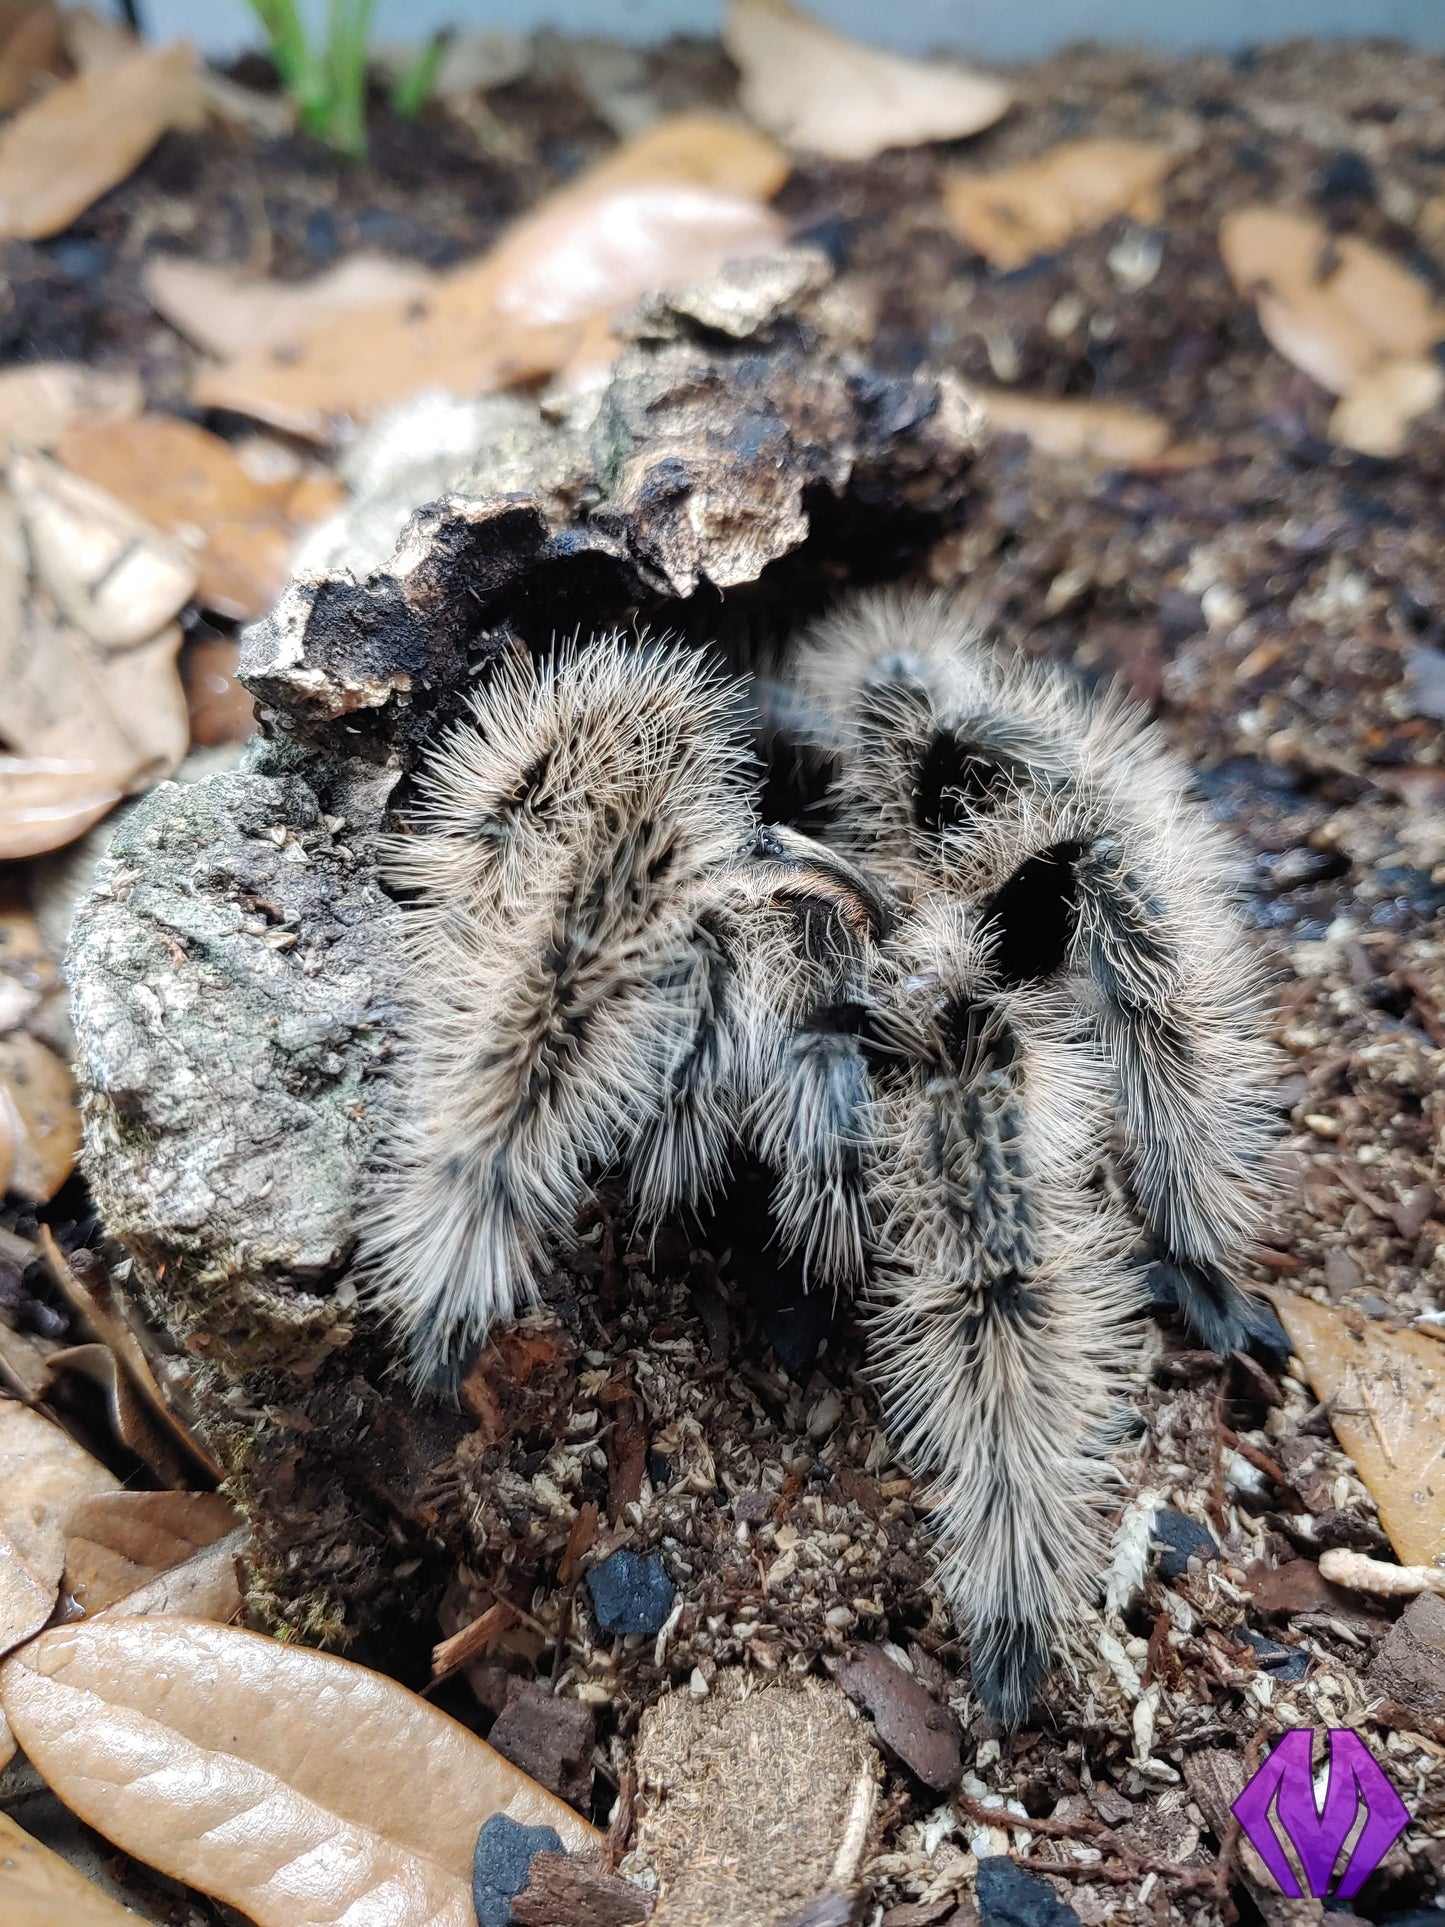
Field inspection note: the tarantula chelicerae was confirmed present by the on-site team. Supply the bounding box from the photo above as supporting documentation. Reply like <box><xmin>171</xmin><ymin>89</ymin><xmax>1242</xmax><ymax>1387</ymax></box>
<box><xmin>361</xmin><ymin>591</ymin><xmax>1278</xmax><ymax>1725</ymax></box>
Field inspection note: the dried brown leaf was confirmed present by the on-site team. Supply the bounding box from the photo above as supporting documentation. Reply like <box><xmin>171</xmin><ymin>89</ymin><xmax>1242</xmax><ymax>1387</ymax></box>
<box><xmin>143</xmin><ymin>251</ymin><xmax>438</xmax><ymax>362</ymax></box>
<box><xmin>944</xmin><ymin>139</ymin><xmax>1178</xmax><ymax>271</ymax></box>
<box><xmin>193</xmin><ymin>114</ymin><xmax>788</xmax><ymax>437</ymax></box>
<box><xmin>1</xmin><ymin>1618</ymin><xmax>599</xmax><ymax>1927</ymax></box>
<box><xmin>974</xmin><ymin>388</ymin><xmax>1176</xmax><ymax>465</ymax></box>
<box><xmin>0</xmin><ymin>1809</ymin><xmax>143</xmax><ymax>1927</ymax></box>
<box><xmin>44</xmin><ymin>1345</ymin><xmax>191</xmax><ymax>1490</ymax></box>
<box><xmin>39</xmin><ymin>1231</ymin><xmax>223</xmax><ymax>1484</ymax></box>
<box><xmin>1328</xmin><ymin>357</ymin><xmax>1445</xmax><ymax>458</ymax></box>
<box><xmin>0</xmin><ymin>895</ymin><xmax>57</xmax><ymax>1034</ymax></box>
<box><xmin>0</xmin><ymin>587</ymin><xmax>184</xmax><ymax>781</ymax></box>
<box><xmin>1220</xmin><ymin>205</ymin><xmax>1445</xmax><ymax>450</ymax></box>
<box><xmin>0</xmin><ymin>41</ymin><xmax>198</xmax><ymax>241</ymax></box>
<box><xmin>95</xmin><ymin>1524</ymin><xmax>247</xmax><ymax>1625</ymax></box>
<box><xmin>0</xmin><ymin>3</ymin><xmax>63</xmax><ymax>115</ymax></box>
<box><xmin>59</xmin><ymin>3</ymin><xmax>135</xmax><ymax>75</ymax></box>
<box><xmin>0</xmin><ymin>610</ymin><xmax>189</xmax><ymax>857</ymax></box>
<box><xmin>0</xmin><ymin>1314</ymin><xmax>59</xmax><ymax>1404</ymax></box>
<box><xmin>1273</xmin><ymin>1290</ymin><xmax>1445</xmax><ymax>1567</ymax></box>
<box><xmin>0</xmin><ymin>1032</ymin><xmax>79</xmax><ymax>1202</ymax></box>
<box><xmin>12</xmin><ymin>449</ymin><xmax>196</xmax><ymax>647</ymax></box>
<box><xmin>724</xmin><ymin>0</ymin><xmax>1008</xmax><ymax>161</ymax></box>
<box><xmin>56</xmin><ymin>414</ymin><xmax>323</xmax><ymax>621</ymax></box>
<box><xmin>0</xmin><ymin>1523</ymin><xmax>54</xmax><ymax>1661</ymax></box>
<box><xmin>0</xmin><ymin>755</ymin><xmax>122</xmax><ymax>862</ymax></box>
<box><xmin>62</xmin><ymin>1490</ymin><xmax>241</xmax><ymax>1614</ymax></box>
<box><xmin>0</xmin><ymin>1400</ymin><xmax>118</xmax><ymax>1657</ymax></box>
<box><xmin>182</xmin><ymin>635</ymin><xmax>255</xmax><ymax>745</ymax></box>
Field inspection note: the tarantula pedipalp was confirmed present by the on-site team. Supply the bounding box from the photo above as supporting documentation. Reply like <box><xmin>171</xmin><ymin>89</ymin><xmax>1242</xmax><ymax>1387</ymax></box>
<box><xmin>360</xmin><ymin>594</ymin><xmax>1278</xmax><ymax>1727</ymax></box>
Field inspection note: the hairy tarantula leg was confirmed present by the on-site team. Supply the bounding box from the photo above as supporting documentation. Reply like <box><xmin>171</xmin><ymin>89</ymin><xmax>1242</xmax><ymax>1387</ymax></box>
<box><xmin>626</xmin><ymin>907</ymin><xmax>737</xmax><ymax>1225</ymax></box>
<box><xmin>735</xmin><ymin>826</ymin><xmax>894</xmax><ymax>1288</ymax></box>
<box><xmin>1040</xmin><ymin>835</ymin><xmax>1280</xmax><ymax>1356</ymax></box>
<box><xmin>875</xmin><ymin>921</ymin><xmax>1139</xmax><ymax>1727</ymax></box>
<box><xmin>359</xmin><ymin>640</ymin><xmax>756</xmax><ymax>1391</ymax></box>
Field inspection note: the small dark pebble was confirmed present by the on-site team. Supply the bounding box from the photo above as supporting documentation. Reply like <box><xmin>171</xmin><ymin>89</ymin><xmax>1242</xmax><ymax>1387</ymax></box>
<box><xmin>1406</xmin><ymin>645</ymin><xmax>1445</xmax><ymax>721</ymax></box>
<box><xmin>486</xmin><ymin>1680</ymin><xmax>596</xmax><ymax>1810</ymax></box>
<box><xmin>586</xmin><ymin>1549</ymin><xmax>675</xmax><ymax>1637</ymax></box>
<box><xmin>1314</xmin><ymin>148</ymin><xmax>1377</xmax><ymax>208</ymax></box>
<box><xmin>473</xmin><ymin>1815</ymin><xmax>564</xmax><ymax>1927</ymax></box>
<box><xmin>1243</xmin><ymin>1630</ymin><xmax>1310</xmax><ymax>1681</ymax></box>
<box><xmin>1255</xmin><ymin>846</ymin><xmax>1351</xmax><ymax>893</ymax></box>
<box><xmin>1367</xmin><ymin>866</ymin><xmax>1445</xmax><ymax>922</ymax></box>
<box><xmin>303</xmin><ymin>208</ymin><xmax>340</xmax><ymax>263</ymax></box>
<box><xmin>1153</xmin><ymin>1509</ymin><xmax>1220</xmax><ymax>1578</ymax></box>
<box><xmin>976</xmin><ymin>1855</ymin><xmax>1082</xmax><ymax>1927</ymax></box>
<box><xmin>47</xmin><ymin>238</ymin><xmax>107</xmax><ymax>280</ymax></box>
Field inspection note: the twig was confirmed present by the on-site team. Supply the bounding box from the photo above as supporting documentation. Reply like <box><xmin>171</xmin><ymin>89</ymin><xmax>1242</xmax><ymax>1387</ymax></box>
<box><xmin>430</xmin><ymin>1598</ymin><xmax>514</xmax><ymax>1680</ymax></box>
<box><xmin>1008</xmin><ymin>1853</ymin><xmax>1215</xmax><ymax>1893</ymax></box>
<box><xmin>1208</xmin><ymin>1377</ymin><xmax>1229</xmax><ymax>1535</ymax></box>
<box><xmin>604</xmin><ymin>1767</ymin><xmax>636</xmax><ymax>1871</ymax></box>
<box><xmin>955</xmin><ymin>1790</ymin><xmax>1103</xmax><ymax>1844</ymax></box>
<box><xmin>1219</xmin><ymin>1424</ymin><xmax>1289</xmax><ymax>1487</ymax></box>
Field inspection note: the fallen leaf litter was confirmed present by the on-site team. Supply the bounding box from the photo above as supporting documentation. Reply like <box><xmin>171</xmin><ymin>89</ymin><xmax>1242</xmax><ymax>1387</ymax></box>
<box><xmin>0</xmin><ymin>10</ymin><xmax>1442</xmax><ymax>1927</ymax></box>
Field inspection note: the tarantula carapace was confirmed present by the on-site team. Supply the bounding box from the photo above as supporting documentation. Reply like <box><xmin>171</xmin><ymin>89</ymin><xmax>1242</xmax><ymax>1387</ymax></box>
<box><xmin>361</xmin><ymin>591</ymin><xmax>1278</xmax><ymax>1726</ymax></box>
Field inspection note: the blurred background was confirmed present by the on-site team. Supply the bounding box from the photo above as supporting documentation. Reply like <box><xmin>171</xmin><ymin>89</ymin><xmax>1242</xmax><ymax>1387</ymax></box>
<box><xmin>150</xmin><ymin>0</ymin><xmax>1445</xmax><ymax>60</ymax></box>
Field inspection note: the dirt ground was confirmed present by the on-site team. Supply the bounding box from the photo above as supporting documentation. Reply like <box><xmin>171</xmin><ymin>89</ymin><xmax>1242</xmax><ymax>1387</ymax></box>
<box><xmin>3</xmin><ymin>28</ymin><xmax>1444</xmax><ymax>1927</ymax></box>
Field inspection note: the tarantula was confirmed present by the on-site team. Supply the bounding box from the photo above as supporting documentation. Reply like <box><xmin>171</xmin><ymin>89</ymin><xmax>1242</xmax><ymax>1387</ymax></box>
<box><xmin>361</xmin><ymin>591</ymin><xmax>1278</xmax><ymax>1725</ymax></box>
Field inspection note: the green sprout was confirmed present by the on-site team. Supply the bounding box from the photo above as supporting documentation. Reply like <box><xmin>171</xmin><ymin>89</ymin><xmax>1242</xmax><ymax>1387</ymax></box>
<box><xmin>391</xmin><ymin>32</ymin><xmax>448</xmax><ymax>119</ymax></box>
<box><xmin>246</xmin><ymin>0</ymin><xmax>414</xmax><ymax>158</ymax></box>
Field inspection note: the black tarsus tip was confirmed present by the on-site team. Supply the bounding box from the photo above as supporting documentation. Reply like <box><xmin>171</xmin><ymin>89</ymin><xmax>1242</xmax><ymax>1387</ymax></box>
<box><xmin>1147</xmin><ymin>1259</ymin><xmax>1290</xmax><ymax>1363</ymax></box>
<box><xmin>971</xmin><ymin>1615</ymin><xmax>1053</xmax><ymax>1729</ymax></box>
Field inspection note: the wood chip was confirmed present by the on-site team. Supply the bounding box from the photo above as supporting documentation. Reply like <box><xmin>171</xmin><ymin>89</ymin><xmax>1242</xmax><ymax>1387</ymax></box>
<box><xmin>833</xmin><ymin>1644</ymin><xmax>961</xmax><ymax>1790</ymax></box>
<box><xmin>0</xmin><ymin>359</ymin><xmax>141</xmax><ymax>454</ymax></box>
<box><xmin>1273</xmin><ymin>1289</ymin><xmax>1445</xmax><ymax>1568</ymax></box>
<box><xmin>0</xmin><ymin>41</ymin><xmax>199</xmax><ymax>241</ymax></box>
<box><xmin>0</xmin><ymin>1031</ymin><xmax>79</xmax><ymax>1201</ymax></box>
<box><xmin>972</xmin><ymin>388</ymin><xmax>1176</xmax><ymax>464</ymax></box>
<box><xmin>513</xmin><ymin>1852</ymin><xmax>653</xmax><ymax>1926</ymax></box>
<box><xmin>193</xmin><ymin>114</ymin><xmax>789</xmax><ymax>438</ymax></box>
<box><xmin>723</xmin><ymin>0</ymin><xmax>1010</xmax><ymax>162</ymax></box>
<box><xmin>944</xmin><ymin>139</ymin><xmax>1178</xmax><ymax>271</ymax></box>
<box><xmin>0</xmin><ymin>1618</ymin><xmax>598</xmax><ymax>1927</ymax></box>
